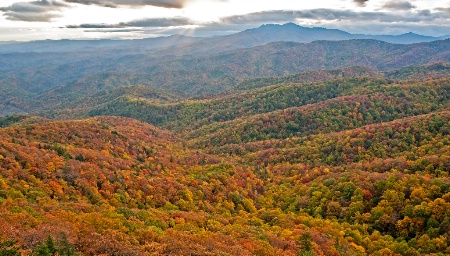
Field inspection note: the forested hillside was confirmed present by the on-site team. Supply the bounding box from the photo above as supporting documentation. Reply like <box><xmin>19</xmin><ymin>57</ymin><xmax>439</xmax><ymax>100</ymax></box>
<box><xmin>1</xmin><ymin>64</ymin><xmax>450</xmax><ymax>254</ymax></box>
<box><xmin>2</xmin><ymin>38</ymin><xmax>450</xmax><ymax>116</ymax></box>
<box><xmin>87</xmin><ymin>76</ymin><xmax>449</xmax><ymax>144</ymax></box>
<box><xmin>1</xmin><ymin>24</ymin><xmax>450</xmax><ymax>255</ymax></box>
<box><xmin>47</xmin><ymin>39</ymin><xmax>450</xmax><ymax>96</ymax></box>
<box><xmin>1</xmin><ymin>112</ymin><xmax>450</xmax><ymax>255</ymax></box>
<box><xmin>30</xmin><ymin>63</ymin><xmax>449</xmax><ymax>122</ymax></box>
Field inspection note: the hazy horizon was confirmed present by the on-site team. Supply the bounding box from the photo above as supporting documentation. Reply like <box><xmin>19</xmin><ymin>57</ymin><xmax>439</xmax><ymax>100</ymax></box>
<box><xmin>1</xmin><ymin>0</ymin><xmax>450</xmax><ymax>41</ymax></box>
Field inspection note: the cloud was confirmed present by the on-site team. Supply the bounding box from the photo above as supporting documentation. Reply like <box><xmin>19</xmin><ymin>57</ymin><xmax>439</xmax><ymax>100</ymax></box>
<box><xmin>66</xmin><ymin>23</ymin><xmax>123</xmax><ymax>28</ymax></box>
<box><xmin>0</xmin><ymin>0</ymin><xmax>213</xmax><ymax>23</ymax></box>
<box><xmin>353</xmin><ymin>0</ymin><xmax>369</xmax><ymax>7</ymax></box>
<box><xmin>68</xmin><ymin>8</ymin><xmax>450</xmax><ymax>37</ymax></box>
<box><xmin>215</xmin><ymin>9</ymin><xmax>445</xmax><ymax>25</ymax></box>
<box><xmin>122</xmin><ymin>17</ymin><xmax>193</xmax><ymax>26</ymax></box>
<box><xmin>382</xmin><ymin>1</ymin><xmax>415</xmax><ymax>11</ymax></box>
<box><xmin>0</xmin><ymin>0</ymin><xmax>194</xmax><ymax>23</ymax></box>
<box><xmin>67</xmin><ymin>17</ymin><xmax>194</xmax><ymax>28</ymax></box>
<box><xmin>63</xmin><ymin>0</ymin><xmax>186</xmax><ymax>8</ymax></box>
<box><xmin>0</xmin><ymin>0</ymin><xmax>68</xmax><ymax>22</ymax></box>
<box><xmin>70</xmin><ymin>9</ymin><xmax>450</xmax><ymax>30</ymax></box>
<box><xmin>84</xmin><ymin>28</ymin><xmax>145</xmax><ymax>33</ymax></box>
<box><xmin>219</xmin><ymin>10</ymin><xmax>299</xmax><ymax>25</ymax></box>
<box><xmin>436</xmin><ymin>7</ymin><xmax>450</xmax><ymax>13</ymax></box>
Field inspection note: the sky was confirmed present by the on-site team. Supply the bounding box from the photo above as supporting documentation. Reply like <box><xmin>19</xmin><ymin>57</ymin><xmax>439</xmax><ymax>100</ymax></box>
<box><xmin>0</xmin><ymin>0</ymin><xmax>450</xmax><ymax>41</ymax></box>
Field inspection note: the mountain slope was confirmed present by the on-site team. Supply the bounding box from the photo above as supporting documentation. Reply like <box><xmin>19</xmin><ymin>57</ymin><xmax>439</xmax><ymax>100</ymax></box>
<box><xmin>1</xmin><ymin>113</ymin><xmax>450</xmax><ymax>254</ymax></box>
<box><xmin>0</xmin><ymin>34</ymin><xmax>202</xmax><ymax>53</ymax></box>
<box><xmin>0</xmin><ymin>116</ymin><xmax>371</xmax><ymax>255</ymax></box>
<box><xmin>2</xmin><ymin>34</ymin><xmax>450</xmax><ymax>116</ymax></box>
<box><xmin>86</xmin><ymin>76</ymin><xmax>449</xmax><ymax>135</ymax></box>
<box><xmin>235</xmin><ymin>62</ymin><xmax>450</xmax><ymax>91</ymax></box>
<box><xmin>1</xmin><ymin>68</ymin><xmax>450</xmax><ymax>255</ymax></box>
<box><xmin>33</xmin><ymin>39</ymin><xmax>450</xmax><ymax>100</ymax></box>
<box><xmin>198</xmin><ymin>23</ymin><xmax>447</xmax><ymax>51</ymax></box>
<box><xmin>0</xmin><ymin>117</ymin><xmax>269</xmax><ymax>255</ymax></box>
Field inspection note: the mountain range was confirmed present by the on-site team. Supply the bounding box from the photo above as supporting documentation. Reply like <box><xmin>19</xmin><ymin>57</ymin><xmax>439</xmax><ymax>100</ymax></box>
<box><xmin>1</xmin><ymin>22</ymin><xmax>450</xmax><ymax>255</ymax></box>
<box><xmin>1</xmin><ymin>23</ymin><xmax>449</xmax><ymax>54</ymax></box>
<box><xmin>1</xmin><ymin>35</ymin><xmax>450</xmax><ymax>116</ymax></box>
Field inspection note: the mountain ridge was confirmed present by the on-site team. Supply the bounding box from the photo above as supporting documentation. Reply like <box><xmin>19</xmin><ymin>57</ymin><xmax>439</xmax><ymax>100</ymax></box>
<box><xmin>1</xmin><ymin>23</ymin><xmax>448</xmax><ymax>54</ymax></box>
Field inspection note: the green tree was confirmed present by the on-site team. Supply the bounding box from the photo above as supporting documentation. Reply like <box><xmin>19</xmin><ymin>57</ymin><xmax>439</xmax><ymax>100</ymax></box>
<box><xmin>33</xmin><ymin>236</ymin><xmax>57</xmax><ymax>256</ymax></box>
<box><xmin>0</xmin><ymin>239</ymin><xmax>20</xmax><ymax>256</ymax></box>
<box><xmin>298</xmin><ymin>232</ymin><xmax>313</xmax><ymax>252</ymax></box>
<box><xmin>56</xmin><ymin>233</ymin><xmax>77</xmax><ymax>256</ymax></box>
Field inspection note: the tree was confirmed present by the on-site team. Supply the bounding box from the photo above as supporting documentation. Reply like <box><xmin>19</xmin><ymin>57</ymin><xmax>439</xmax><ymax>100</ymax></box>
<box><xmin>56</xmin><ymin>233</ymin><xmax>77</xmax><ymax>256</ymax></box>
<box><xmin>0</xmin><ymin>239</ymin><xmax>20</xmax><ymax>256</ymax></box>
<box><xmin>32</xmin><ymin>237</ymin><xmax>57</xmax><ymax>256</ymax></box>
<box><xmin>298</xmin><ymin>232</ymin><xmax>313</xmax><ymax>252</ymax></box>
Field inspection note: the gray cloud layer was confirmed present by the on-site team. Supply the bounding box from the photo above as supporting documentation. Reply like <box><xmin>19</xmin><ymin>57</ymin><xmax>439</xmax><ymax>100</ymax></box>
<box><xmin>0</xmin><ymin>0</ymin><xmax>191</xmax><ymax>22</ymax></box>
<box><xmin>382</xmin><ymin>1</ymin><xmax>416</xmax><ymax>11</ymax></box>
<box><xmin>436</xmin><ymin>7</ymin><xmax>450</xmax><ymax>13</ymax></box>
<box><xmin>63</xmin><ymin>0</ymin><xmax>185</xmax><ymax>8</ymax></box>
<box><xmin>215</xmin><ymin>9</ymin><xmax>448</xmax><ymax>25</ymax></box>
<box><xmin>65</xmin><ymin>8</ymin><xmax>450</xmax><ymax>37</ymax></box>
<box><xmin>67</xmin><ymin>8</ymin><xmax>450</xmax><ymax>28</ymax></box>
<box><xmin>123</xmin><ymin>17</ymin><xmax>192</xmax><ymax>26</ymax></box>
<box><xmin>67</xmin><ymin>16</ymin><xmax>193</xmax><ymax>28</ymax></box>
<box><xmin>0</xmin><ymin>0</ymin><xmax>68</xmax><ymax>22</ymax></box>
<box><xmin>353</xmin><ymin>0</ymin><xmax>369</xmax><ymax>7</ymax></box>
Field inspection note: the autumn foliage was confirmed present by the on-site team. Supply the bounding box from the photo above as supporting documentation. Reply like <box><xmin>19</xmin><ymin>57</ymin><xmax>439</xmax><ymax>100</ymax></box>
<box><xmin>0</xmin><ymin>72</ymin><xmax>450</xmax><ymax>254</ymax></box>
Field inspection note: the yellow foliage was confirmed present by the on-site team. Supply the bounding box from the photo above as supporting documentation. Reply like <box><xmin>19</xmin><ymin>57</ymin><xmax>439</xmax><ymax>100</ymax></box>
<box><xmin>109</xmin><ymin>197</ymin><xmax>122</xmax><ymax>207</ymax></box>
<box><xmin>350</xmin><ymin>242</ymin><xmax>365</xmax><ymax>254</ymax></box>
<box><xmin>46</xmin><ymin>162</ymin><xmax>56</xmax><ymax>172</ymax></box>
<box><xmin>206</xmin><ymin>219</ymin><xmax>222</xmax><ymax>232</ymax></box>
<box><xmin>280</xmin><ymin>229</ymin><xmax>293</xmax><ymax>238</ymax></box>
<box><xmin>373</xmin><ymin>248</ymin><xmax>395</xmax><ymax>256</ymax></box>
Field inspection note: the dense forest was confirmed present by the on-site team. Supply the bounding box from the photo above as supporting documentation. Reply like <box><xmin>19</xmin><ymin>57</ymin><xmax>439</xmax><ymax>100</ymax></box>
<box><xmin>1</xmin><ymin>26</ymin><xmax>450</xmax><ymax>254</ymax></box>
<box><xmin>1</xmin><ymin>61</ymin><xmax>450</xmax><ymax>254</ymax></box>
<box><xmin>2</xmin><ymin>38</ymin><xmax>450</xmax><ymax>116</ymax></box>
<box><xmin>1</xmin><ymin>112</ymin><xmax>450</xmax><ymax>255</ymax></box>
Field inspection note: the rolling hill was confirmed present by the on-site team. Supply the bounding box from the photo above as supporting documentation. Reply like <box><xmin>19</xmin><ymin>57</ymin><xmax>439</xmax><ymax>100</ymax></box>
<box><xmin>1</xmin><ymin>23</ymin><xmax>450</xmax><ymax>116</ymax></box>
<box><xmin>1</xmin><ymin>87</ymin><xmax>450</xmax><ymax>255</ymax></box>
<box><xmin>1</xmin><ymin>23</ymin><xmax>450</xmax><ymax>255</ymax></box>
<box><xmin>2</xmin><ymin>40</ymin><xmax>450</xmax><ymax>116</ymax></box>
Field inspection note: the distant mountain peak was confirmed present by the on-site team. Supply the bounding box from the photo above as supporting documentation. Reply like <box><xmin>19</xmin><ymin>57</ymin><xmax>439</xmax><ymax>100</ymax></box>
<box><xmin>253</xmin><ymin>22</ymin><xmax>350</xmax><ymax>35</ymax></box>
<box><xmin>399</xmin><ymin>32</ymin><xmax>423</xmax><ymax>37</ymax></box>
<box><xmin>282</xmin><ymin>22</ymin><xmax>299</xmax><ymax>27</ymax></box>
<box><xmin>258</xmin><ymin>22</ymin><xmax>322</xmax><ymax>30</ymax></box>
